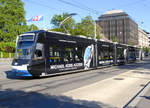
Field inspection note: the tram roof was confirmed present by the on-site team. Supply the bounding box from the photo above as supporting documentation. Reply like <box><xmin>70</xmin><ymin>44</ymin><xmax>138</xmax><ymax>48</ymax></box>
<box><xmin>24</xmin><ymin>30</ymin><xmax>93</xmax><ymax>39</ymax></box>
<box><xmin>23</xmin><ymin>30</ymin><xmax>141</xmax><ymax>49</ymax></box>
<box><xmin>23</xmin><ymin>30</ymin><xmax>96</xmax><ymax>45</ymax></box>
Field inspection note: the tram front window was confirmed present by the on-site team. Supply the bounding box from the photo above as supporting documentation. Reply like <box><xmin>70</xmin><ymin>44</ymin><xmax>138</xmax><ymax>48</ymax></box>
<box><xmin>15</xmin><ymin>41</ymin><xmax>34</xmax><ymax>59</ymax></box>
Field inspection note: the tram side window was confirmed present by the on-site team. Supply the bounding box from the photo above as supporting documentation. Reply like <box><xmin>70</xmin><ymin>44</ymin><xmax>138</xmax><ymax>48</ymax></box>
<box><xmin>135</xmin><ymin>50</ymin><xmax>139</xmax><ymax>58</ymax></box>
<box><xmin>74</xmin><ymin>47</ymin><xmax>83</xmax><ymax>62</ymax></box>
<box><xmin>34</xmin><ymin>43</ymin><xmax>43</xmax><ymax>59</ymax></box>
<box><xmin>64</xmin><ymin>48</ymin><xmax>73</xmax><ymax>63</ymax></box>
<box><xmin>98</xmin><ymin>48</ymin><xmax>103</xmax><ymax>60</ymax></box>
<box><xmin>117</xmin><ymin>48</ymin><xmax>124</xmax><ymax>59</ymax></box>
<box><xmin>104</xmin><ymin>48</ymin><xmax>109</xmax><ymax>60</ymax></box>
<box><xmin>99</xmin><ymin>47</ymin><xmax>109</xmax><ymax>60</ymax></box>
<box><xmin>49</xmin><ymin>46</ymin><xmax>61</xmax><ymax>64</ymax></box>
<box><xmin>109</xmin><ymin>48</ymin><xmax>113</xmax><ymax>59</ymax></box>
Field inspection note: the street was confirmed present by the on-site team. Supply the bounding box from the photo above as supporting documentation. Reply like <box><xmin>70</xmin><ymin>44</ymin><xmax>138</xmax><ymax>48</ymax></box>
<box><xmin>0</xmin><ymin>59</ymin><xmax>150</xmax><ymax>108</ymax></box>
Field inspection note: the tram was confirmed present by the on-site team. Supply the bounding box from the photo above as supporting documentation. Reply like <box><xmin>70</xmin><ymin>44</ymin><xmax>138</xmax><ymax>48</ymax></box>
<box><xmin>12</xmin><ymin>30</ymin><xmax>141</xmax><ymax>77</ymax></box>
<box><xmin>97</xmin><ymin>40</ymin><xmax>114</xmax><ymax>66</ymax></box>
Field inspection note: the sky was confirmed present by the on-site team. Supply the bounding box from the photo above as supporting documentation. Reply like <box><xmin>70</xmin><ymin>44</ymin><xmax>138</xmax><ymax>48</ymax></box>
<box><xmin>22</xmin><ymin>0</ymin><xmax>150</xmax><ymax>32</ymax></box>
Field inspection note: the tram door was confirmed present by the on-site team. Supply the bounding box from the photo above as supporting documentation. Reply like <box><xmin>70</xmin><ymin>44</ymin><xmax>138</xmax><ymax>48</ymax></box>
<box><xmin>29</xmin><ymin>32</ymin><xmax>46</xmax><ymax>76</ymax></box>
<box><xmin>116</xmin><ymin>45</ymin><xmax>126</xmax><ymax>65</ymax></box>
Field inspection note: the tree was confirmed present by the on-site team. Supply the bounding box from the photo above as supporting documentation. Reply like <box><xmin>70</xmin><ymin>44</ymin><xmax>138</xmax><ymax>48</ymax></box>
<box><xmin>142</xmin><ymin>47</ymin><xmax>150</xmax><ymax>53</ymax></box>
<box><xmin>127</xmin><ymin>40</ymin><xmax>132</xmax><ymax>45</ymax></box>
<box><xmin>28</xmin><ymin>24</ymin><xmax>39</xmax><ymax>31</ymax></box>
<box><xmin>74</xmin><ymin>16</ymin><xmax>94</xmax><ymax>37</ymax></box>
<box><xmin>74</xmin><ymin>16</ymin><xmax>101</xmax><ymax>39</ymax></box>
<box><xmin>51</xmin><ymin>13</ymin><xmax>75</xmax><ymax>33</ymax></box>
<box><xmin>51</xmin><ymin>14</ymin><xmax>101</xmax><ymax>39</ymax></box>
<box><xmin>112</xmin><ymin>36</ymin><xmax>118</xmax><ymax>42</ymax></box>
<box><xmin>0</xmin><ymin>0</ymin><xmax>38</xmax><ymax>42</ymax></box>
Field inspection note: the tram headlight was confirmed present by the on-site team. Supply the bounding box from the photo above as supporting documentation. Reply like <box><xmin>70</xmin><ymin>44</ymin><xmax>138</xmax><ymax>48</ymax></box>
<box><xmin>14</xmin><ymin>62</ymin><xmax>18</xmax><ymax>65</ymax></box>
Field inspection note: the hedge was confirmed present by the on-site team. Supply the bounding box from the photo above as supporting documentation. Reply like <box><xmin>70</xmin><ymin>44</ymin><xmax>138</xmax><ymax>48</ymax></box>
<box><xmin>0</xmin><ymin>42</ymin><xmax>16</xmax><ymax>53</ymax></box>
<box><xmin>0</xmin><ymin>52</ymin><xmax>15</xmax><ymax>58</ymax></box>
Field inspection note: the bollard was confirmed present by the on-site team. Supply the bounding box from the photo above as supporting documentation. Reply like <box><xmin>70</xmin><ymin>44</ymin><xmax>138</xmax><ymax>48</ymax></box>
<box><xmin>9</xmin><ymin>53</ymin><xmax>11</xmax><ymax>58</ymax></box>
<box><xmin>1</xmin><ymin>52</ymin><xmax>3</xmax><ymax>58</ymax></box>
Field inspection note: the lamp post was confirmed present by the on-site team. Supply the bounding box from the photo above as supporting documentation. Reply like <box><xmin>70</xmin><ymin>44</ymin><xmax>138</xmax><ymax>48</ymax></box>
<box><xmin>59</xmin><ymin>13</ymin><xmax>77</xmax><ymax>34</ymax></box>
<box><xmin>94</xmin><ymin>21</ymin><xmax>98</xmax><ymax>67</ymax></box>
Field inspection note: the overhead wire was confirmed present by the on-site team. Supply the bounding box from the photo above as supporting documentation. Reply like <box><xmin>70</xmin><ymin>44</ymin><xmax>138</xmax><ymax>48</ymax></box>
<box><xmin>58</xmin><ymin>0</ymin><xmax>100</xmax><ymax>15</ymax></box>
<box><xmin>116</xmin><ymin>0</ymin><xmax>147</xmax><ymax>8</ymax></box>
<box><xmin>69</xmin><ymin>0</ymin><xmax>100</xmax><ymax>15</ymax></box>
<box><xmin>24</xmin><ymin>0</ymin><xmax>66</xmax><ymax>12</ymax></box>
<box><xmin>24</xmin><ymin>0</ymin><xmax>149</xmax><ymax>32</ymax></box>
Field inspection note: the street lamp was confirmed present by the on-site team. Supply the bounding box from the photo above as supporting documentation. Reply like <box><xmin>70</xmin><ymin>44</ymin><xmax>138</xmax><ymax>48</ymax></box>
<box><xmin>94</xmin><ymin>21</ymin><xmax>98</xmax><ymax>67</ymax></box>
<box><xmin>59</xmin><ymin>13</ymin><xmax>77</xmax><ymax>34</ymax></box>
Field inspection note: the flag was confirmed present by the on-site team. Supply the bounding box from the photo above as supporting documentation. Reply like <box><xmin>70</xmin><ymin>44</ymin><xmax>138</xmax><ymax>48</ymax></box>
<box><xmin>27</xmin><ymin>17</ymin><xmax>33</xmax><ymax>22</ymax></box>
<box><xmin>33</xmin><ymin>15</ymin><xmax>44</xmax><ymax>21</ymax></box>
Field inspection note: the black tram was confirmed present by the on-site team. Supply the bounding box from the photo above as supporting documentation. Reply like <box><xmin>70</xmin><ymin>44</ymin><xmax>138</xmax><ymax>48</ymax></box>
<box><xmin>12</xmin><ymin>30</ymin><xmax>141</xmax><ymax>77</ymax></box>
<box><xmin>12</xmin><ymin>30</ymin><xmax>95</xmax><ymax>77</ymax></box>
<box><xmin>127</xmin><ymin>46</ymin><xmax>137</xmax><ymax>63</ymax></box>
<box><xmin>97</xmin><ymin>40</ymin><xmax>114</xmax><ymax>66</ymax></box>
<box><xmin>115</xmin><ymin>43</ymin><xmax>127</xmax><ymax>65</ymax></box>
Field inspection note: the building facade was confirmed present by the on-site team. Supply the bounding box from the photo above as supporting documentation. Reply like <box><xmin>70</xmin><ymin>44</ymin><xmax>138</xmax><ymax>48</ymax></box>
<box><xmin>148</xmin><ymin>33</ymin><xmax>150</xmax><ymax>47</ymax></box>
<box><xmin>138</xmin><ymin>28</ymin><xmax>149</xmax><ymax>48</ymax></box>
<box><xmin>96</xmin><ymin>10</ymin><xmax>138</xmax><ymax>45</ymax></box>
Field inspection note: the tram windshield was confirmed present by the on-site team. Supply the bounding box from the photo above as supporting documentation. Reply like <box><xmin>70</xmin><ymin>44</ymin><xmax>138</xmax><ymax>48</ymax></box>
<box><xmin>15</xmin><ymin>34</ymin><xmax>35</xmax><ymax>59</ymax></box>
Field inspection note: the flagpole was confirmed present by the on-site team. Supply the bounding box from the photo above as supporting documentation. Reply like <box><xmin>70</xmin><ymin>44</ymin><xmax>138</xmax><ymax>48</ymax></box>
<box><xmin>43</xmin><ymin>16</ymin><xmax>45</xmax><ymax>29</ymax></box>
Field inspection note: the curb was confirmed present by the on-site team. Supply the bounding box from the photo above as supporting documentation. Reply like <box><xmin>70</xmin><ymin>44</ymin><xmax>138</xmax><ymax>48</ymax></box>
<box><xmin>124</xmin><ymin>81</ymin><xmax>150</xmax><ymax>108</ymax></box>
<box><xmin>0</xmin><ymin>58</ymin><xmax>13</xmax><ymax>62</ymax></box>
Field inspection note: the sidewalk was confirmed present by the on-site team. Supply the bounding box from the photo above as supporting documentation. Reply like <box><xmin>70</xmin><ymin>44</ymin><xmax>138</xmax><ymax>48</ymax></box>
<box><xmin>127</xmin><ymin>80</ymin><xmax>150</xmax><ymax>108</ymax></box>
<box><xmin>62</xmin><ymin>63</ymin><xmax>150</xmax><ymax>108</ymax></box>
<box><xmin>135</xmin><ymin>86</ymin><xmax>150</xmax><ymax>108</ymax></box>
<box><xmin>0</xmin><ymin>58</ymin><xmax>13</xmax><ymax>63</ymax></box>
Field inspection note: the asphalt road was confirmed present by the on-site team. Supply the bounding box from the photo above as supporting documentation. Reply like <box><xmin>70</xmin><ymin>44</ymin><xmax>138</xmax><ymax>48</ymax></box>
<box><xmin>0</xmin><ymin>59</ymin><xmax>150</xmax><ymax>108</ymax></box>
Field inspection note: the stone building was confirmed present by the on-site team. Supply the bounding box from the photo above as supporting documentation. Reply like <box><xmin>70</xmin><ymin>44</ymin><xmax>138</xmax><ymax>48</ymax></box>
<box><xmin>138</xmin><ymin>28</ymin><xmax>149</xmax><ymax>48</ymax></box>
<box><xmin>96</xmin><ymin>10</ymin><xmax>138</xmax><ymax>45</ymax></box>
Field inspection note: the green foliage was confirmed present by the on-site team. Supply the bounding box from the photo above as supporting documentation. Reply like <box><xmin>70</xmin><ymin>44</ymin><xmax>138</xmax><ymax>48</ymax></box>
<box><xmin>127</xmin><ymin>40</ymin><xmax>132</xmax><ymax>45</ymax></box>
<box><xmin>142</xmin><ymin>47</ymin><xmax>150</xmax><ymax>53</ymax></box>
<box><xmin>0</xmin><ymin>0</ymin><xmax>39</xmax><ymax>57</ymax></box>
<box><xmin>51</xmin><ymin>13</ymin><xmax>101</xmax><ymax>39</ymax></box>
<box><xmin>0</xmin><ymin>52</ymin><xmax>15</xmax><ymax>58</ymax></box>
<box><xmin>0</xmin><ymin>0</ymin><xmax>38</xmax><ymax>42</ymax></box>
<box><xmin>112</xmin><ymin>36</ymin><xmax>118</xmax><ymax>42</ymax></box>
<box><xmin>28</xmin><ymin>24</ymin><xmax>39</xmax><ymax>31</ymax></box>
<box><xmin>51</xmin><ymin>13</ymin><xmax>75</xmax><ymax>34</ymax></box>
<box><xmin>0</xmin><ymin>42</ymin><xmax>16</xmax><ymax>53</ymax></box>
<box><xmin>74</xmin><ymin>16</ymin><xmax>94</xmax><ymax>37</ymax></box>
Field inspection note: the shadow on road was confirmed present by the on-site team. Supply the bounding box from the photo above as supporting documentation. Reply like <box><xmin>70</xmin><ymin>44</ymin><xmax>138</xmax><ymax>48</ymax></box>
<box><xmin>140</xmin><ymin>96</ymin><xmax>150</xmax><ymax>100</ymax></box>
<box><xmin>116</xmin><ymin>59</ymin><xmax>150</xmax><ymax>70</ymax></box>
<box><xmin>0</xmin><ymin>89</ymin><xmax>113</xmax><ymax>108</ymax></box>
